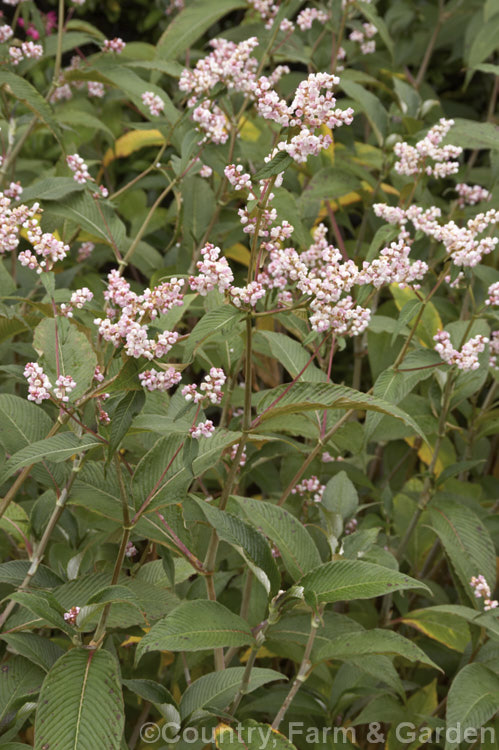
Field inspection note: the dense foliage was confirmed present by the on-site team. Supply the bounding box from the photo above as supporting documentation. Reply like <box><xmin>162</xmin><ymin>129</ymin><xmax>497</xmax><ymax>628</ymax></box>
<box><xmin>0</xmin><ymin>0</ymin><xmax>498</xmax><ymax>748</ymax></box>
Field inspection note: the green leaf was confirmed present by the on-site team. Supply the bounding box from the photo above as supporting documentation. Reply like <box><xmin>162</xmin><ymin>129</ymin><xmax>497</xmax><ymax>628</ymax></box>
<box><xmin>0</xmin><ymin>72</ymin><xmax>61</xmax><ymax>139</ymax></box>
<box><xmin>401</xmin><ymin>608</ymin><xmax>471</xmax><ymax>652</ymax></box>
<box><xmin>19</xmin><ymin>178</ymin><xmax>84</xmax><ymax>202</ymax></box>
<box><xmin>0</xmin><ymin>656</ymin><xmax>45</xmax><ymax>728</ymax></box>
<box><xmin>0</xmin><ymin>561</ymin><xmax>63</xmax><ymax>589</ymax></box>
<box><xmin>467</xmin><ymin>15</ymin><xmax>499</xmax><ymax>73</ymax></box>
<box><xmin>122</xmin><ymin>678</ymin><xmax>177</xmax><ymax>708</ymax></box>
<box><xmin>182</xmin><ymin>176</ymin><xmax>216</xmax><ymax>243</ymax></box>
<box><xmin>317</xmin><ymin>629</ymin><xmax>440</xmax><ymax>670</ymax></box>
<box><xmin>179</xmin><ymin>667</ymin><xmax>284</xmax><ymax>720</ymax></box>
<box><xmin>108</xmin><ymin>389</ymin><xmax>145</xmax><ymax>458</ymax></box>
<box><xmin>216</xmin><ymin>720</ymin><xmax>297</xmax><ymax>750</ymax></box>
<box><xmin>322</xmin><ymin>471</ymin><xmax>359</xmax><ymax>519</ymax></box>
<box><xmin>253</xmin><ymin>331</ymin><xmax>326</xmax><ymax>383</ymax></box>
<box><xmin>301</xmin><ymin>168</ymin><xmax>360</xmax><ymax>203</ymax></box>
<box><xmin>0</xmin><ymin>633</ymin><xmax>65</xmax><ymax>672</ymax></box>
<box><xmin>50</xmin><ymin>192</ymin><xmax>126</xmax><ymax>249</ymax></box>
<box><xmin>34</xmin><ymin>649</ymin><xmax>124</xmax><ymax>750</ymax></box>
<box><xmin>7</xmin><ymin>591</ymin><xmax>74</xmax><ymax>636</ymax></box>
<box><xmin>339</xmin><ymin>77</ymin><xmax>388</xmax><ymax>145</ymax></box>
<box><xmin>255</xmin><ymin>382</ymin><xmax>426</xmax><ymax>441</ymax></box>
<box><xmin>193</xmin><ymin>497</ymin><xmax>281</xmax><ymax>595</ymax></box>
<box><xmin>183</xmin><ymin>306</ymin><xmax>244</xmax><ymax>362</ymax></box>
<box><xmin>299</xmin><ymin>560</ymin><xmax>430</xmax><ymax>605</ymax></box>
<box><xmin>33</xmin><ymin>317</ymin><xmax>97</xmax><ymax>401</ymax></box>
<box><xmin>429</xmin><ymin>498</ymin><xmax>496</xmax><ymax>599</ymax></box>
<box><xmin>136</xmin><ymin>600</ymin><xmax>255</xmax><ymax>662</ymax></box>
<box><xmin>445</xmin><ymin>664</ymin><xmax>499</xmax><ymax>750</ymax></box>
<box><xmin>233</xmin><ymin>496</ymin><xmax>321</xmax><ymax>580</ymax></box>
<box><xmin>253</xmin><ymin>151</ymin><xmax>294</xmax><ymax>180</ymax></box>
<box><xmin>442</xmin><ymin>118</ymin><xmax>499</xmax><ymax>151</ymax></box>
<box><xmin>157</xmin><ymin>0</ymin><xmax>248</xmax><ymax>59</ymax></box>
<box><xmin>0</xmin><ymin>394</ymin><xmax>51</xmax><ymax>454</ymax></box>
<box><xmin>0</xmin><ymin>434</ymin><xmax>101</xmax><ymax>483</ymax></box>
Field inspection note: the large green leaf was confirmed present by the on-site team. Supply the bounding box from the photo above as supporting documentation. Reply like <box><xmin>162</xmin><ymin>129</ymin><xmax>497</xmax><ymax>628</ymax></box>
<box><xmin>317</xmin><ymin>629</ymin><xmax>440</xmax><ymax>670</ymax></box>
<box><xmin>50</xmin><ymin>192</ymin><xmax>127</xmax><ymax>250</ymax></box>
<box><xmin>0</xmin><ymin>656</ymin><xmax>45</xmax><ymax>728</ymax></box>
<box><xmin>233</xmin><ymin>496</ymin><xmax>321</xmax><ymax>580</ymax></box>
<box><xmin>255</xmin><ymin>382</ymin><xmax>426</xmax><ymax>440</ymax></box>
<box><xmin>429</xmin><ymin>498</ymin><xmax>496</xmax><ymax>599</ymax></box>
<box><xmin>445</xmin><ymin>664</ymin><xmax>499</xmax><ymax>750</ymax></box>
<box><xmin>183</xmin><ymin>306</ymin><xmax>244</xmax><ymax>362</ymax></box>
<box><xmin>157</xmin><ymin>0</ymin><xmax>247</xmax><ymax>59</ymax></box>
<box><xmin>253</xmin><ymin>331</ymin><xmax>327</xmax><ymax>383</ymax></box>
<box><xmin>179</xmin><ymin>667</ymin><xmax>284</xmax><ymax>720</ymax></box>
<box><xmin>107</xmin><ymin>389</ymin><xmax>145</xmax><ymax>458</ymax></box>
<box><xmin>0</xmin><ymin>394</ymin><xmax>51</xmax><ymax>454</ymax></box>
<box><xmin>136</xmin><ymin>600</ymin><xmax>255</xmax><ymax>662</ymax></box>
<box><xmin>33</xmin><ymin>317</ymin><xmax>97</xmax><ymax>401</ymax></box>
<box><xmin>0</xmin><ymin>72</ymin><xmax>60</xmax><ymax>138</ymax></box>
<box><xmin>19</xmin><ymin>178</ymin><xmax>85</xmax><ymax>202</ymax></box>
<box><xmin>299</xmin><ymin>560</ymin><xmax>430</xmax><ymax>605</ymax></box>
<box><xmin>0</xmin><ymin>434</ymin><xmax>101</xmax><ymax>483</ymax></box>
<box><xmin>193</xmin><ymin>497</ymin><xmax>280</xmax><ymax>595</ymax></box>
<box><xmin>34</xmin><ymin>649</ymin><xmax>124</xmax><ymax>750</ymax></box>
<box><xmin>401</xmin><ymin>608</ymin><xmax>471</xmax><ymax>652</ymax></box>
<box><xmin>339</xmin><ymin>77</ymin><xmax>388</xmax><ymax>145</ymax></box>
<box><xmin>301</xmin><ymin>168</ymin><xmax>360</xmax><ymax>203</ymax></box>
<box><xmin>0</xmin><ymin>633</ymin><xmax>65</xmax><ymax>673</ymax></box>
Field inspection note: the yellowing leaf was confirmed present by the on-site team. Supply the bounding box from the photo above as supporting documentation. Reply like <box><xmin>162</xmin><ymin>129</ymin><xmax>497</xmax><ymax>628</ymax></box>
<box><xmin>401</xmin><ymin>608</ymin><xmax>470</xmax><ymax>652</ymax></box>
<box><xmin>239</xmin><ymin>646</ymin><xmax>275</xmax><ymax>663</ymax></box>
<box><xmin>380</xmin><ymin>181</ymin><xmax>399</xmax><ymax>196</ymax></box>
<box><xmin>390</xmin><ymin>284</ymin><xmax>442</xmax><ymax>348</ymax></box>
<box><xmin>405</xmin><ymin>435</ymin><xmax>456</xmax><ymax>476</ymax></box>
<box><xmin>225</xmin><ymin>243</ymin><xmax>250</xmax><ymax>267</ymax></box>
<box><xmin>239</xmin><ymin>117</ymin><xmax>261</xmax><ymax>142</ymax></box>
<box><xmin>103</xmin><ymin>129</ymin><xmax>165</xmax><ymax>167</ymax></box>
<box><xmin>320</xmin><ymin>124</ymin><xmax>335</xmax><ymax>163</ymax></box>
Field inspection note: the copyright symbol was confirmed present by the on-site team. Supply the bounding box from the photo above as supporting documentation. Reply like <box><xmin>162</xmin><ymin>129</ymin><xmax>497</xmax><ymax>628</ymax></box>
<box><xmin>140</xmin><ymin>722</ymin><xmax>161</xmax><ymax>743</ymax></box>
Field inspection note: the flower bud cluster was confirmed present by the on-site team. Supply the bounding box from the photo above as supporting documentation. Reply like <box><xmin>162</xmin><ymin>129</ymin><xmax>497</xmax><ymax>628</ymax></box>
<box><xmin>60</xmin><ymin>287</ymin><xmax>94</xmax><ymax>318</ymax></box>
<box><xmin>455</xmin><ymin>183</ymin><xmax>491</xmax><ymax>208</ymax></box>
<box><xmin>297</xmin><ymin>8</ymin><xmax>329</xmax><ymax>30</ymax></box>
<box><xmin>393</xmin><ymin>119</ymin><xmax>462</xmax><ymax>177</ymax></box>
<box><xmin>291</xmin><ymin>475</ymin><xmax>325</xmax><ymax>503</ymax></box>
<box><xmin>103</xmin><ymin>37</ymin><xmax>126</xmax><ymax>54</ymax></box>
<box><xmin>141</xmin><ymin>91</ymin><xmax>164</xmax><ymax>116</ymax></box>
<box><xmin>485</xmin><ymin>282</ymin><xmax>499</xmax><ymax>307</ymax></box>
<box><xmin>94</xmin><ymin>270</ymin><xmax>184</xmax><ymax>360</ymax></box>
<box><xmin>182</xmin><ymin>367</ymin><xmax>226</xmax><ymax>405</ymax></box>
<box><xmin>434</xmin><ymin>330</ymin><xmax>488</xmax><ymax>371</ymax></box>
<box><xmin>139</xmin><ymin>367</ymin><xmax>182</xmax><ymax>392</ymax></box>
<box><xmin>470</xmin><ymin>575</ymin><xmax>498</xmax><ymax>611</ymax></box>
<box><xmin>349</xmin><ymin>23</ymin><xmax>376</xmax><ymax>54</ymax></box>
<box><xmin>190</xmin><ymin>419</ymin><xmax>215</xmax><ymax>439</ymax></box>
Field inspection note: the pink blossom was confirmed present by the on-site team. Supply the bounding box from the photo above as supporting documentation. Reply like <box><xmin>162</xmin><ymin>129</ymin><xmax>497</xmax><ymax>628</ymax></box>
<box><xmin>139</xmin><ymin>368</ymin><xmax>182</xmax><ymax>392</ymax></box>
<box><xmin>189</xmin><ymin>243</ymin><xmax>234</xmax><ymax>295</ymax></box>
<box><xmin>103</xmin><ymin>37</ymin><xmax>126</xmax><ymax>54</ymax></box>
<box><xmin>67</xmin><ymin>153</ymin><xmax>90</xmax><ymax>184</ymax></box>
<box><xmin>393</xmin><ymin>119</ymin><xmax>462</xmax><ymax>178</ymax></box>
<box><xmin>141</xmin><ymin>91</ymin><xmax>164</xmax><ymax>116</ymax></box>
<box><xmin>53</xmin><ymin>375</ymin><xmax>76</xmax><ymax>402</ymax></box>
<box><xmin>190</xmin><ymin>419</ymin><xmax>215</xmax><ymax>439</ymax></box>
<box><xmin>455</xmin><ymin>183</ymin><xmax>491</xmax><ymax>208</ymax></box>
<box><xmin>77</xmin><ymin>241</ymin><xmax>95</xmax><ymax>262</ymax></box>
<box><xmin>291</xmin><ymin>476</ymin><xmax>325</xmax><ymax>503</ymax></box>
<box><xmin>434</xmin><ymin>330</ymin><xmax>488</xmax><ymax>371</ymax></box>
<box><xmin>470</xmin><ymin>575</ymin><xmax>498</xmax><ymax>611</ymax></box>
<box><xmin>485</xmin><ymin>282</ymin><xmax>499</xmax><ymax>307</ymax></box>
<box><xmin>296</xmin><ymin>8</ymin><xmax>329</xmax><ymax>31</ymax></box>
<box><xmin>0</xmin><ymin>24</ymin><xmax>13</xmax><ymax>42</ymax></box>
<box><xmin>63</xmin><ymin>606</ymin><xmax>80</xmax><ymax>625</ymax></box>
<box><xmin>24</xmin><ymin>362</ymin><xmax>52</xmax><ymax>404</ymax></box>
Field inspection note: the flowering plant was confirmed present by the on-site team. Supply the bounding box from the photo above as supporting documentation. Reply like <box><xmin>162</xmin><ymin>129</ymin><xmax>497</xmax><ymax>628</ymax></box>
<box><xmin>0</xmin><ymin>0</ymin><xmax>498</xmax><ymax>747</ymax></box>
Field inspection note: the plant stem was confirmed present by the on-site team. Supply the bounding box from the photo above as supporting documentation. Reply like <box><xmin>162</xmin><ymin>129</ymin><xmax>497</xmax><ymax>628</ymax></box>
<box><xmin>0</xmin><ymin>452</ymin><xmax>82</xmax><ymax>629</ymax></box>
<box><xmin>271</xmin><ymin>608</ymin><xmax>322</xmax><ymax>729</ymax></box>
<box><xmin>415</xmin><ymin>0</ymin><xmax>444</xmax><ymax>89</ymax></box>
<box><xmin>53</xmin><ymin>0</ymin><xmax>65</xmax><ymax>85</ymax></box>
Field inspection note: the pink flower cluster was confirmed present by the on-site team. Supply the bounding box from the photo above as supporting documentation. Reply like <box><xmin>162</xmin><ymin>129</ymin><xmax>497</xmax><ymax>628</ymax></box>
<box><xmin>189</xmin><ymin>243</ymin><xmax>234</xmax><ymax>295</ymax></box>
<box><xmin>455</xmin><ymin>183</ymin><xmax>491</xmax><ymax>208</ymax></box>
<box><xmin>296</xmin><ymin>7</ymin><xmax>329</xmax><ymax>30</ymax></box>
<box><xmin>0</xmin><ymin>24</ymin><xmax>13</xmax><ymax>42</ymax></box>
<box><xmin>53</xmin><ymin>375</ymin><xmax>76</xmax><ymax>402</ymax></box>
<box><xmin>374</xmin><ymin>202</ymin><xmax>499</xmax><ymax>268</ymax></box>
<box><xmin>393</xmin><ymin>119</ymin><xmax>462</xmax><ymax>178</ymax></box>
<box><xmin>23</xmin><ymin>362</ymin><xmax>52</xmax><ymax>404</ymax></box>
<box><xmin>77</xmin><ymin>241</ymin><xmax>95</xmax><ymax>262</ymax></box>
<box><xmin>433</xmin><ymin>330</ymin><xmax>488</xmax><ymax>372</ymax></box>
<box><xmin>486</xmin><ymin>282</ymin><xmax>499</xmax><ymax>307</ymax></box>
<box><xmin>67</xmin><ymin>153</ymin><xmax>90</xmax><ymax>184</ymax></box>
<box><xmin>489</xmin><ymin>332</ymin><xmax>499</xmax><ymax>369</ymax></box>
<box><xmin>182</xmin><ymin>367</ymin><xmax>226</xmax><ymax>405</ymax></box>
<box><xmin>190</xmin><ymin>419</ymin><xmax>215</xmax><ymax>439</ymax></box>
<box><xmin>8</xmin><ymin>40</ymin><xmax>43</xmax><ymax>65</ymax></box>
<box><xmin>180</xmin><ymin>37</ymin><xmax>260</xmax><ymax>143</ymax></box>
<box><xmin>470</xmin><ymin>575</ymin><xmax>498</xmax><ymax>611</ymax></box>
<box><xmin>94</xmin><ymin>270</ymin><xmax>184</xmax><ymax>361</ymax></box>
<box><xmin>4</xmin><ymin>181</ymin><xmax>22</xmax><ymax>200</ymax></box>
<box><xmin>60</xmin><ymin>287</ymin><xmax>94</xmax><ymax>318</ymax></box>
<box><xmin>63</xmin><ymin>606</ymin><xmax>80</xmax><ymax>625</ymax></box>
<box><xmin>0</xmin><ymin>191</ymin><xmax>69</xmax><ymax>272</ymax></box>
<box><xmin>349</xmin><ymin>23</ymin><xmax>376</xmax><ymax>54</ymax></box>
<box><xmin>103</xmin><ymin>37</ymin><xmax>126</xmax><ymax>54</ymax></box>
<box><xmin>291</xmin><ymin>475</ymin><xmax>325</xmax><ymax>503</ymax></box>
<box><xmin>139</xmin><ymin>367</ymin><xmax>182</xmax><ymax>392</ymax></box>
<box><xmin>141</xmin><ymin>91</ymin><xmax>164</xmax><ymax>116</ymax></box>
<box><xmin>344</xmin><ymin>518</ymin><xmax>358</xmax><ymax>535</ymax></box>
